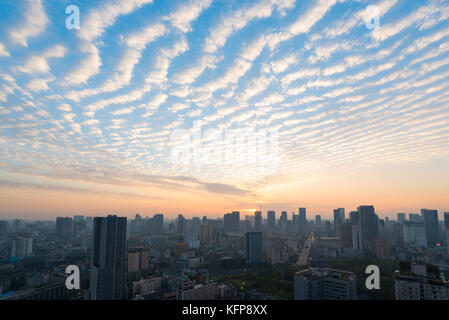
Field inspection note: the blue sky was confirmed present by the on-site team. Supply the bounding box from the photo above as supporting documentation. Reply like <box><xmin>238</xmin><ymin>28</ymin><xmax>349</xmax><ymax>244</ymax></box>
<box><xmin>0</xmin><ymin>0</ymin><xmax>449</xmax><ymax>219</ymax></box>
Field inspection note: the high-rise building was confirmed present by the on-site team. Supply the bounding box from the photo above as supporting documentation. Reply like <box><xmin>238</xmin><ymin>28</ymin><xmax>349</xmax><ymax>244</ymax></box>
<box><xmin>0</xmin><ymin>220</ymin><xmax>8</xmax><ymax>238</ymax></box>
<box><xmin>223</xmin><ymin>211</ymin><xmax>239</xmax><ymax>233</ymax></box>
<box><xmin>85</xmin><ymin>216</ymin><xmax>93</xmax><ymax>231</ymax></box>
<box><xmin>10</xmin><ymin>235</ymin><xmax>33</xmax><ymax>258</ymax></box>
<box><xmin>315</xmin><ymin>215</ymin><xmax>321</xmax><ymax>225</ymax></box>
<box><xmin>358</xmin><ymin>205</ymin><xmax>379</xmax><ymax>252</ymax></box>
<box><xmin>200</xmin><ymin>224</ymin><xmax>214</xmax><ymax>245</ymax></box>
<box><xmin>280</xmin><ymin>211</ymin><xmax>288</xmax><ymax>233</ymax></box>
<box><xmin>339</xmin><ymin>222</ymin><xmax>353</xmax><ymax>248</ymax></box>
<box><xmin>395</xmin><ymin>262</ymin><xmax>449</xmax><ymax>300</ymax></box>
<box><xmin>402</xmin><ymin>221</ymin><xmax>427</xmax><ymax>247</ymax></box>
<box><xmin>444</xmin><ymin>212</ymin><xmax>449</xmax><ymax>230</ymax></box>
<box><xmin>409</xmin><ymin>213</ymin><xmax>422</xmax><ymax>223</ymax></box>
<box><xmin>55</xmin><ymin>217</ymin><xmax>73</xmax><ymax>239</ymax></box>
<box><xmin>254</xmin><ymin>211</ymin><xmax>262</xmax><ymax>231</ymax></box>
<box><xmin>12</xmin><ymin>219</ymin><xmax>24</xmax><ymax>233</ymax></box>
<box><xmin>349</xmin><ymin>211</ymin><xmax>359</xmax><ymax>224</ymax></box>
<box><xmin>333</xmin><ymin>208</ymin><xmax>345</xmax><ymax>236</ymax></box>
<box><xmin>352</xmin><ymin>224</ymin><xmax>363</xmax><ymax>250</ymax></box>
<box><xmin>267</xmin><ymin>211</ymin><xmax>275</xmax><ymax>230</ymax></box>
<box><xmin>90</xmin><ymin>215</ymin><xmax>128</xmax><ymax>300</ymax></box>
<box><xmin>446</xmin><ymin>228</ymin><xmax>449</xmax><ymax>256</ymax></box>
<box><xmin>397</xmin><ymin>213</ymin><xmax>406</xmax><ymax>224</ymax></box>
<box><xmin>245</xmin><ymin>232</ymin><xmax>263</xmax><ymax>264</ymax></box>
<box><xmin>422</xmin><ymin>209</ymin><xmax>439</xmax><ymax>247</ymax></box>
<box><xmin>299</xmin><ymin>207</ymin><xmax>307</xmax><ymax>224</ymax></box>
<box><xmin>151</xmin><ymin>214</ymin><xmax>164</xmax><ymax>234</ymax></box>
<box><xmin>73</xmin><ymin>215</ymin><xmax>86</xmax><ymax>234</ymax></box>
<box><xmin>294</xmin><ymin>265</ymin><xmax>357</xmax><ymax>300</ymax></box>
<box><xmin>127</xmin><ymin>248</ymin><xmax>149</xmax><ymax>273</ymax></box>
<box><xmin>177</xmin><ymin>214</ymin><xmax>185</xmax><ymax>234</ymax></box>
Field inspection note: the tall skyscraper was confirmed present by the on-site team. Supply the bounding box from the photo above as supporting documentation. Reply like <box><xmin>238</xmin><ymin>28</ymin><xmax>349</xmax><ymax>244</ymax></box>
<box><xmin>55</xmin><ymin>217</ymin><xmax>73</xmax><ymax>239</ymax></box>
<box><xmin>267</xmin><ymin>211</ymin><xmax>275</xmax><ymax>230</ymax></box>
<box><xmin>224</xmin><ymin>211</ymin><xmax>240</xmax><ymax>233</ymax></box>
<box><xmin>177</xmin><ymin>214</ymin><xmax>185</xmax><ymax>234</ymax></box>
<box><xmin>315</xmin><ymin>215</ymin><xmax>321</xmax><ymax>225</ymax></box>
<box><xmin>90</xmin><ymin>215</ymin><xmax>128</xmax><ymax>300</ymax></box>
<box><xmin>299</xmin><ymin>208</ymin><xmax>307</xmax><ymax>224</ymax></box>
<box><xmin>358</xmin><ymin>205</ymin><xmax>379</xmax><ymax>252</ymax></box>
<box><xmin>339</xmin><ymin>222</ymin><xmax>353</xmax><ymax>248</ymax></box>
<box><xmin>422</xmin><ymin>209</ymin><xmax>439</xmax><ymax>247</ymax></box>
<box><xmin>333</xmin><ymin>208</ymin><xmax>345</xmax><ymax>236</ymax></box>
<box><xmin>254</xmin><ymin>211</ymin><xmax>262</xmax><ymax>231</ymax></box>
<box><xmin>397</xmin><ymin>213</ymin><xmax>406</xmax><ymax>224</ymax></box>
<box><xmin>245</xmin><ymin>232</ymin><xmax>263</xmax><ymax>264</ymax></box>
<box><xmin>349</xmin><ymin>211</ymin><xmax>359</xmax><ymax>224</ymax></box>
<box><xmin>151</xmin><ymin>213</ymin><xmax>164</xmax><ymax>234</ymax></box>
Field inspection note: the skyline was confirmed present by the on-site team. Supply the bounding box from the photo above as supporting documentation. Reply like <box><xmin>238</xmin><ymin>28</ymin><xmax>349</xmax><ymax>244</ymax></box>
<box><xmin>1</xmin><ymin>0</ymin><xmax>449</xmax><ymax>219</ymax></box>
<box><xmin>1</xmin><ymin>205</ymin><xmax>448</xmax><ymax>221</ymax></box>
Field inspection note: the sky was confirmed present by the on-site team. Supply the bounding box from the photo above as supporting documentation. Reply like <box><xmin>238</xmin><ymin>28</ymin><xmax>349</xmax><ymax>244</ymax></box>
<box><xmin>0</xmin><ymin>0</ymin><xmax>449</xmax><ymax>220</ymax></box>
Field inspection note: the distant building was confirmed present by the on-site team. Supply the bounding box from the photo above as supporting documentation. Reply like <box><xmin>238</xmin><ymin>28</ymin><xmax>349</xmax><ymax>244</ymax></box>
<box><xmin>128</xmin><ymin>248</ymin><xmax>149</xmax><ymax>273</ymax></box>
<box><xmin>444</xmin><ymin>212</ymin><xmax>449</xmax><ymax>230</ymax></box>
<box><xmin>294</xmin><ymin>265</ymin><xmax>357</xmax><ymax>300</ymax></box>
<box><xmin>374</xmin><ymin>238</ymin><xmax>390</xmax><ymax>259</ymax></box>
<box><xmin>339</xmin><ymin>222</ymin><xmax>353</xmax><ymax>248</ymax></box>
<box><xmin>352</xmin><ymin>224</ymin><xmax>363</xmax><ymax>250</ymax></box>
<box><xmin>397</xmin><ymin>213</ymin><xmax>406</xmax><ymax>224</ymax></box>
<box><xmin>254</xmin><ymin>211</ymin><xmax>262</xmax><ymax>231</ymax></box>
<box><xmin>422</xmin><ymin>209</ymin><xmax>439</xmax><ymax>247</ymax></box>
<box><xmin>245</xmin><ymin>232</ymin><xmax>263</xmax><ymax>264</ymax></box>
<box><xmin>151</xmin><ymin>214</ymin><xmax>164</xmax><ymax>234</ymax></box>
<box><xmin>200</xmin><ymin>224</ymin><xmax>214</xmax><ymax>245</ymax></box>
<box><xmin>333</xmin><ymin>208</ymin><xmax>345</xmax><ymax>236</ymax></box>
<box><xmin>0</xmin><ymin>221</ymin><xmax>8</xmax><ymax>238</ymax></box>
<box><xmin>0</xmin><ymin>281</ymin><xmax>67</xmax><ymax>300</ymax></box>
<box><xmin>177</xmin><ymin>214</ymin><xmax>185</xmax><ymax>234</ymax></box>
<box><xmin>90</xmin><ymin>215</ymin><xmax>128</xmax><ymax>300</ymax></box>
<box><xmin>446</xmin><ymin>228</ymin><xmax>449</xmax><ymax>256</ymax></box>
<box><xmin>55</xmin><ymin>217</ymin><xmax>73</xmax><ymax>239</ymax></box>
<box><xmin>267</xmin><ymin>211</ymin><xmax>276</xmax><ymax>230</ymax></box>
<box><xmin>299</xmin><ymin>208</ymin><xmax>307</xmax><ymax>232</ymax></box>
<box><xmin>358</xmin><ymin>205</ymin><xmax>379</xmax><ymax>252</ymax></box>
<box><xmin>315</xmin><ymin>215</ymin><xmax>321</xmax><ymax>226</ymax></box>
<box><xmin>409</xmin><ymin>213</ymin><xmax>422</xmax><ymax>223</ymax></box>
<box><xmin>177</xmin><ymin>282</ymin><xmax>217</xmax><ymax>300</ymax></box>
<box><xmin>133</xmin><ymin>277</ymin><xmax>162</xmax><ymax>296</ymax></box>
<box><xmin>395</xmin><ymin>261</ymin><xmax>449</xmax><ymax>300</ymax></box>
<box><xmin>223</xmin><ymin>211</ymin><xmax>240</xmax><ymax>233</ymax></box>
<box><xmin>402</xmin><ymin>221</ymin><xmax>427</xmax><ymax>247</ymax></box>
<box><xmin>349</xmin><ymin>211</ymin><xmax>359</xmax><ymax>224</ymax></box>
<box><xmin>10</xmin><ymin>235</ymin><xmax>33</xmax><ymax>258</ymax></box>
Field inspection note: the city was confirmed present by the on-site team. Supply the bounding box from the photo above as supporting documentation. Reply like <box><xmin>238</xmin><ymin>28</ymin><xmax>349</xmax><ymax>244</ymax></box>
<box><xmin>1</xmin><ymin>0</ymin><xmax>449</xmax><ymax>312</ymax></box>
<box><xmin>0</xmin><ymin>206</ymin><xmax>448</xmax><ymax>300</ymax></box>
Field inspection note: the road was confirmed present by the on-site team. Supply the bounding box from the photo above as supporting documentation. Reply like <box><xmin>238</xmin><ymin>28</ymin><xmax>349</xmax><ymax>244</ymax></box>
<box><xmin>296</xmin><ymin>233</ymin><xmax>315</xmax><ymax>266</ymax></box>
